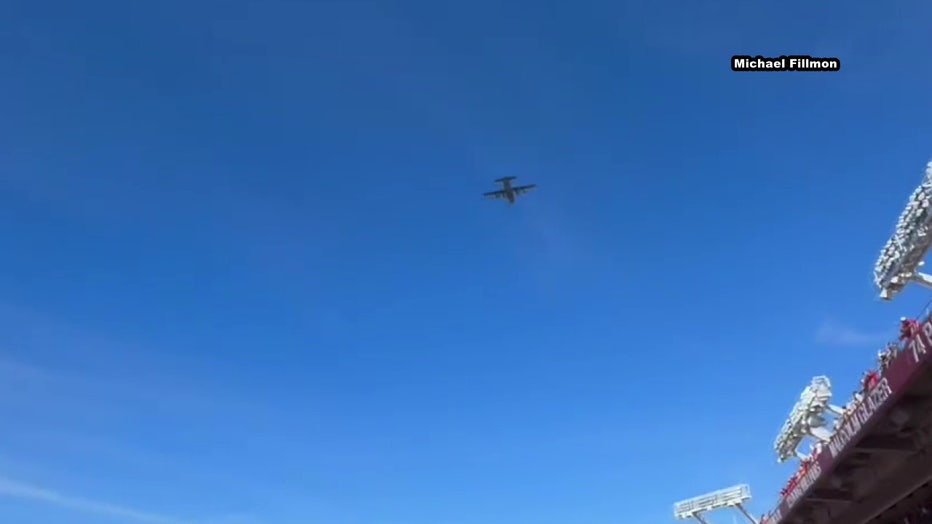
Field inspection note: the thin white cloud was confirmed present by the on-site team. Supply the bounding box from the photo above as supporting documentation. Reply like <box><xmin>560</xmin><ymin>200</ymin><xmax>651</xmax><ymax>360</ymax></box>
<box><xmin>0</xmin><ymin>475</ymin><xmax>189</xmax><ymax>523</ymax></box>
<box><xmin>0</xmin><ymin>476</ymin><xmax>256</xmax><ymax>524</ymax></box>
<box><xmin>0</xmin><ymin>354</ymin><xmax>267</xmax><ymax>524</ymax></box>
<box><xmin>815</xmin><ymin>319</ymin><xmax>890</xmax><ymax>348</ymax></box>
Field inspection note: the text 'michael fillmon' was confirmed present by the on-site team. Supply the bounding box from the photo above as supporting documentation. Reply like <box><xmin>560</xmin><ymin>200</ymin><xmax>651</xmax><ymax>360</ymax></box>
<box><xmin>731</xmin><ymin>55</ymin><xmax>841</xmax><ymax>72</ymax></box>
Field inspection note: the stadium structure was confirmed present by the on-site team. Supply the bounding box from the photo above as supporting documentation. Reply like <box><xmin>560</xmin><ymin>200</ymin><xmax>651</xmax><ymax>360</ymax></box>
<box><xmin>673</xmin><ymin>161</ymin><xmax>932</xmax><ymax>524</ymax></box>
<box><xmin>674</xmin><ymin>484</ymin><xmax>758</xmax><ymax>524</ymax></box>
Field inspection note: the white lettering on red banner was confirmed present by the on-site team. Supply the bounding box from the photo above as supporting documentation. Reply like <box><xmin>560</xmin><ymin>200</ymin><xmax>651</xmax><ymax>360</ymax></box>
<box><xmin>827</xmin><ymin>377</ymin><xmax>893</xmax><ymax>458</ymax></box>
<box><xmin>769</xmin><ymin>508</ymin><xmax>782</xmax><ymax>524</ymax></box>
<box><xmin>912</xmin><ymin>321</ymin><xmax>932</xmax><ymax>363</ymax></box>
<box><xmin>785</xmin><ymin>461</ymin><xmax>822</xmax><ymax>506</ymax></box>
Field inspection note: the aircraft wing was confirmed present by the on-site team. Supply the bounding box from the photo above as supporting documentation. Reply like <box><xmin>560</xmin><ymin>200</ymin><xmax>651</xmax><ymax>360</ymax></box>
<box><xmin>483</xmin><ymin>190</ymin><xmax>509</xmax><ymax>199</ymax></box>
<box><xmin>512</xmin><ymin>184</ymin><xmax>536</xmax><ymax>195</ymax></box>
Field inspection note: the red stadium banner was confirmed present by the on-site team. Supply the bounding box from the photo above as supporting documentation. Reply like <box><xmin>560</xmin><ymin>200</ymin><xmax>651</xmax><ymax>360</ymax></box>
<box><xmin>766</xmin><ymin>316</ymin><xmax>932</xmax><ymax>524</ymax></box>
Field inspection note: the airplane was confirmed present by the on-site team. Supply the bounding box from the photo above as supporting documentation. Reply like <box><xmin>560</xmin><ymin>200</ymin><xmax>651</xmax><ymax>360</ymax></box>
<box><xmin>483</xmin><ymin>176</ymin><xmax>536</xmax><ymax>204</ymax></box>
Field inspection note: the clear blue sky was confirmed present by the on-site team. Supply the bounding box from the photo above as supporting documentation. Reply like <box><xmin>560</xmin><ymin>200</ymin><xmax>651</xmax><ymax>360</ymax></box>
<box><xmin>2</xmin><ymin>1</ymin><xmax>932</xmax><ymax>523</ymax></box>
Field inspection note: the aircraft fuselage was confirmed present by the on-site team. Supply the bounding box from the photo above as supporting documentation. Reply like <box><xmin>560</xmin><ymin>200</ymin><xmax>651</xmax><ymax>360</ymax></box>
<box><xmin>499</xmin><ymin>179</ymin><xmax>516</xmax><ymax>203</ymax></box>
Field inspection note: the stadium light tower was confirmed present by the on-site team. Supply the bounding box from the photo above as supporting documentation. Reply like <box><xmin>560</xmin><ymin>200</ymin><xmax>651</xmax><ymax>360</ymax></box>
<box><xmin>874</xmin><ymin>160</ymin><xmax>932</xmax><ymax>301</ymax></box>
<box><xmin>673</xmin><ymin>484</ymin><xmax>757</xmax><ymax>524</ymax></box>
<box><xmin>773</xmin><ymin>376</ymin><xmax>843</xmax><ymax>463</ymax></box>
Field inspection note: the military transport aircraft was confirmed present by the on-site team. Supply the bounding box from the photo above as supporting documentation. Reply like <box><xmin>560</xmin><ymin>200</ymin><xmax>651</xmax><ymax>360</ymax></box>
<box><xmin>482</xmin><ymin>177</ymin><xmax>536</xmax><ymax>204</ymax></box>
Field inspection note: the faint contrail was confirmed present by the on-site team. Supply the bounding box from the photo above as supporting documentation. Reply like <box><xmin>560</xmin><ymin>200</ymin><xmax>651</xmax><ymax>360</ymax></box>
<box><xmin>815</xmin><ymin>319</ymin><xmax>889</xmax><ymax>348</ymax></box>
<box><xmin>0</xmin><ymin>475</ymin><xmax>190</xmax><ymax>524</ymax></box>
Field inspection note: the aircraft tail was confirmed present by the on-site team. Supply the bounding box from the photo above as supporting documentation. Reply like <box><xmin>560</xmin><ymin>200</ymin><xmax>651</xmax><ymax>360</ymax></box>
<box><xmin>494</xmin><ymin>176</ymin><xmax>517</xmax><ymax>183</ymax></box>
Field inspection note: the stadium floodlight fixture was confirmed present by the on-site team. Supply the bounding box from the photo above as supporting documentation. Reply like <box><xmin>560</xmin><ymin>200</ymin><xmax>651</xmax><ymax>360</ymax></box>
<box><xmin>874</xmin><ymin>160</ymin><xmax>932</xmax><ymax>301</ymax></box>
<box><xmin>773</xmin><ymin>376</ymin><xmax>839</xmax><ymax>463</ymax></box>
<box><xmin>673</xmin><ymin>484</ymin><xmax>754</xmax><ymax>524</ymax></box>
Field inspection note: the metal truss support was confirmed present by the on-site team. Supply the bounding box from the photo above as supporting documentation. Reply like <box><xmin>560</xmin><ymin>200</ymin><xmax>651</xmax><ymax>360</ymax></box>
<box><xmin>735</xmin><ymin>503</ymin><xmax>758</xmax><ymax>524</ymax></box>
<box><xmin>909</xmin><ymin>271</ymin><xmax>932</xmax><ymax>290</ymax></box>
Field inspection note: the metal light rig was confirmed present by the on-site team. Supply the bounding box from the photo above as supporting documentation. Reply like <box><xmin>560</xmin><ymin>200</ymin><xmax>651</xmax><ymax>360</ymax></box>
<box><xmin>673</xmin><ymin>484</ymin><xmax>757</xmax><ymax>524</ymax></box>
<box><xmin>874</xmin><ymin>160</ymin><xmax>932</xmax><ymax>301</ymax></box>
<box><xmin>773</xmin><ymin>376</ymin><xmax>843</xmax><ymax>463</ymax></box>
